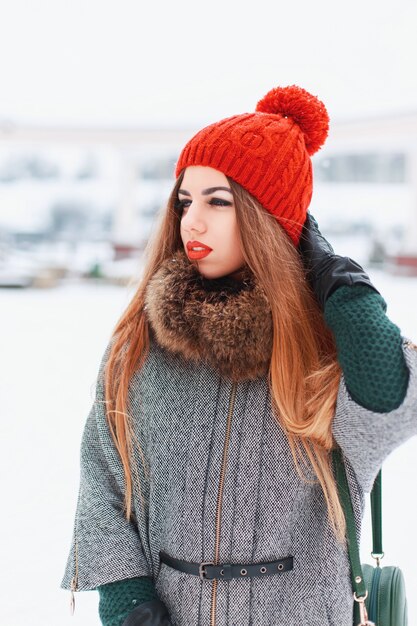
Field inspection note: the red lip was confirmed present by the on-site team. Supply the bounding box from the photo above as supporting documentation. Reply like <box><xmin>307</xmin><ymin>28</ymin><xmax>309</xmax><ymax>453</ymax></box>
<box><xmin>186</xmin><ymin>240</ymin><xmax>213</xmax><ymax>260</ymax></box>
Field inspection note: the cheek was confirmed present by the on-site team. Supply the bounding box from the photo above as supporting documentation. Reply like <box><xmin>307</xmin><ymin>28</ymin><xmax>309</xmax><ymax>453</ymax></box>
<box><xmin>229</xmin><ymin>220</ymin><xmax>244</xmax><ymax>257</ymax></box>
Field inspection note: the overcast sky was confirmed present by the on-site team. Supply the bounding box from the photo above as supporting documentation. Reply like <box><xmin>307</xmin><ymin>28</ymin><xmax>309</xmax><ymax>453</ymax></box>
<box><xmin>1</xmin><ymin>0</ymin><xmax>416</xmax><ymax>128</ymax></box>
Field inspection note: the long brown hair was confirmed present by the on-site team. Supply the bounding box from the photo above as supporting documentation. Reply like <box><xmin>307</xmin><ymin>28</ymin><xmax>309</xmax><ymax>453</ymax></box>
<box><xmin>103</xmin><ymin>170</ymin><xmax>346</xmax><ymax>542</ymax></box>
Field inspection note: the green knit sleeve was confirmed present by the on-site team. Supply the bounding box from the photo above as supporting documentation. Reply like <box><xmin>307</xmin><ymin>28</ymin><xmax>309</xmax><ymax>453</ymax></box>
<box><xmin>97</xmin><ymin>576</ymin><xmax>159</xmax><ymax>626</ymax></box>
<box><xmin>323</xmin><ymin>284</ymin><xmax>409</xmax><ymax>413</ymax></box>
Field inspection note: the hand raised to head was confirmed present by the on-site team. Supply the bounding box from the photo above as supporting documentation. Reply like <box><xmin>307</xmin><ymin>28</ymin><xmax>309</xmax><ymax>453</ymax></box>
<box><xmin>297</xmin><ymin>212</ymin><xmax>380</xmax><ymax>308</ymax></box>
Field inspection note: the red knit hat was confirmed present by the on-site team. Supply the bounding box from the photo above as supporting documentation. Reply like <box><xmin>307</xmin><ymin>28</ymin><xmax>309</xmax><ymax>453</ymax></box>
<box><xmin>175</xmin><ymin>85</ymin><xmax>329</xmax><ymax>246</ymax></box>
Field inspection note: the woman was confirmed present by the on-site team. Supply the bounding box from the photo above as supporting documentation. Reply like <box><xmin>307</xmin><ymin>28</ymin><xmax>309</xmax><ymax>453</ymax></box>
<box><xmin>61</xmin><ymin>85</ymin><xmax>417</xmax><ymax>626</ymax></box>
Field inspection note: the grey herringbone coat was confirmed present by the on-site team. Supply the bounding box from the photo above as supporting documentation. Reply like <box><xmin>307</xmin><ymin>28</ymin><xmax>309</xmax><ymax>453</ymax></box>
<box><xmin>61</xmin><ymin>335</ymin><xmax>417</xmax><ymax>626</ymax></box>
<box><xmin>62</xmin><ymin>251</ymin><xmax>417</xmax><ymax>625</ymax></box>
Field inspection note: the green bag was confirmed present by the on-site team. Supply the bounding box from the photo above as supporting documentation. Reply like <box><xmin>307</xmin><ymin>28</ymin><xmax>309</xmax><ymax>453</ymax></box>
<box><xmin>332</xmin><ymin>448</ymin><xmax>408</xmax><ymax>626</ymax></box>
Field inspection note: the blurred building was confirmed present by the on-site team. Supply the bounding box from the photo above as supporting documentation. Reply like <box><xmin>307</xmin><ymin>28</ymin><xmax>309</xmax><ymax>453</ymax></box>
<box><xmin>1</xmin><ymin>111</ymin><xmax>417</xmax><ymax>281</ymax></box>
<box><xmin>313</xmin><ymin>110</ymin><xmax>417</xmax><ymax>273</ymax></box>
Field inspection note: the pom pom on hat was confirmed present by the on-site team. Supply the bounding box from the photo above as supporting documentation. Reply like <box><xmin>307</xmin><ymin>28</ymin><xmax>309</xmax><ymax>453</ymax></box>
<box><xmin>255</xmin><ymin>85</ymin><xmax>329</xmax><ymax>155</ymax></box>
<box><xmin>175</xmin><ymin>84</ymin><xmax>330</xmax><ymax>245</ymax></box>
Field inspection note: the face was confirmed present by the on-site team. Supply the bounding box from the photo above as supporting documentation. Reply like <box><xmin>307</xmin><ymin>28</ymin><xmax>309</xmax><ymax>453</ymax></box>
<box><xmin>178</xmin><ymin>166</ymin><xmax>246</xmax><ymax>279</ymax></box>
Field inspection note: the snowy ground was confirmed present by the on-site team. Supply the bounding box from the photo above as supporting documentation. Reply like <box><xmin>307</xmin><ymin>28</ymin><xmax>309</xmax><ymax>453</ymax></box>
<box><xmin>1</xmin><ymin>254</ymin><xmax>417</xmax><ymax>626</ymax></box>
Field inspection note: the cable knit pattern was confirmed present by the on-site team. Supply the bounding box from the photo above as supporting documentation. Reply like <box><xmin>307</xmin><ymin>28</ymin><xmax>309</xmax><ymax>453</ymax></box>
<box><xmin>324</xmin><ymin>284</ymin><xmax>409</xmax><ymax>412</ymax></box>
<box><xmin>175</xmin><ymin>85</ymin><xmax>330</xmax><ymax>245</ymax></box>
<box><xmin>98</xmin><ymin>577</ymin><xmax>158</xmax><ymax>626</ymax></box>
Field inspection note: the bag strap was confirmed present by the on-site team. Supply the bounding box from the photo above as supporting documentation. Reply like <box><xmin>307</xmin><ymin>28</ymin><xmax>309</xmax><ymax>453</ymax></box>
<box><xmin>332</xmin><ymin>448</ymin><xmax>383</xmax><ymax>558</ymax></box>
<box><xmin>370</xmin><ymin>470</ymin><xmax>383</xmax><ymax>557</ymax></box>
<box><xmin>332</xmin><ymin>448</ymin><xmax>368</xmax><ymax>598</ymax></box>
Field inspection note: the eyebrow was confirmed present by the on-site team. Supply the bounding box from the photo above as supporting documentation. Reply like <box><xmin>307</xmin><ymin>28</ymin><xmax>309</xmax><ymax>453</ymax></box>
<box><xmin>178</xmin><ymin>186</ymin><xmax>233</xmax><ymax>196</ymax></box>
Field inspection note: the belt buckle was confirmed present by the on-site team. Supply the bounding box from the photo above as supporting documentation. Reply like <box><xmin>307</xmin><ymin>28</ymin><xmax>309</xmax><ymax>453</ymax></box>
<box><xmin>199</xmin><ymin>560</ymin><xmax>215</xmax><ymax>580</ymax></box>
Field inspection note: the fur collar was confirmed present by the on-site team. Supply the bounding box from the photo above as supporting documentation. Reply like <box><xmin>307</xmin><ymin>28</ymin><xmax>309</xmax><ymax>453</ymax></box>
<box><xmin>144</xmin><ymin>249</ymin><xmax>273</xmax><ymax>381</ymax></box>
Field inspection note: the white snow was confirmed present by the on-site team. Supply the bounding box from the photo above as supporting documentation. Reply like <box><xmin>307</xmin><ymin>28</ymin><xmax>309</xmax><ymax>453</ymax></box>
<box><xmin>1</xmin><ymin>257</ymin><xmax>417</xmax><ymax>626</ymax></box>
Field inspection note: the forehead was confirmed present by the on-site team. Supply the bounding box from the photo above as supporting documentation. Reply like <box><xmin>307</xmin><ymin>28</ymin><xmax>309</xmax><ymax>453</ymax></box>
<box><xmin>181</xmin><ymin>166</ymin><xmax>229</xmax><ymax>190</ymax></box>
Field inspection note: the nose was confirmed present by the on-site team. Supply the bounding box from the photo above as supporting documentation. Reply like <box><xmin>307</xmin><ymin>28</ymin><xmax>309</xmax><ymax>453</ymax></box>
<box><xmin>181</xmin><ymin>200</ymin><xmax>207</xmax><ymax>235</ymax></box>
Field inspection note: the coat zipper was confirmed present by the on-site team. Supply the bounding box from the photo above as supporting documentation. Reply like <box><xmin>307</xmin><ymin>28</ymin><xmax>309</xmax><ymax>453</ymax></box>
<box><xmin>210</xmin><ymin>381</ymin><xmax>238</xmax><ymax>626</ymax></box>
<box><xmin>69</xmin><ymin>537</ymin><xmax>79</xmax><ymax>615</ymax></box>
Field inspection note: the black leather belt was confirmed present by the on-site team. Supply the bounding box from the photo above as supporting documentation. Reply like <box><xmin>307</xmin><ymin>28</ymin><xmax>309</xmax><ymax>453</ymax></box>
<box><xmin>159</xmin><ymin>550</ymin><xmax>293</xmax><ymax>581</ymax></box>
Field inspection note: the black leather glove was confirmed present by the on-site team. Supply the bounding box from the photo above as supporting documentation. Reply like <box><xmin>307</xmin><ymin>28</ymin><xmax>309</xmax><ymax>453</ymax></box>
<box><xmin>121</xmin><ymin>599</ymin><xmax>172</xmax><ymax>626</ymax></box>
<box><xmin>298</xmin><ymin>212</ymin><xmax>380</xmax><ymax>308</ymax></box>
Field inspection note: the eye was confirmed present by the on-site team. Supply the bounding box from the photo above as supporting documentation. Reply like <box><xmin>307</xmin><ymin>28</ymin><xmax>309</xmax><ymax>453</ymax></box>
<box><xmin>175</xmin><ymin>198</ymin><xmax>191</xmax><ymax>217</ymax></box>
<box><xmin>175</xmin><ymin>198</ymin><xmax>191</xmax><ymax>209</ymax></box>
<box><xmin>175</xmin><ymin>196</ymin><xmax>233</xmax><ymax>213</ymax></box>
<box><xmin>209</xmin><ymin>198</ymin><xmax>232</xmax><ymax>207</ymax></box>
